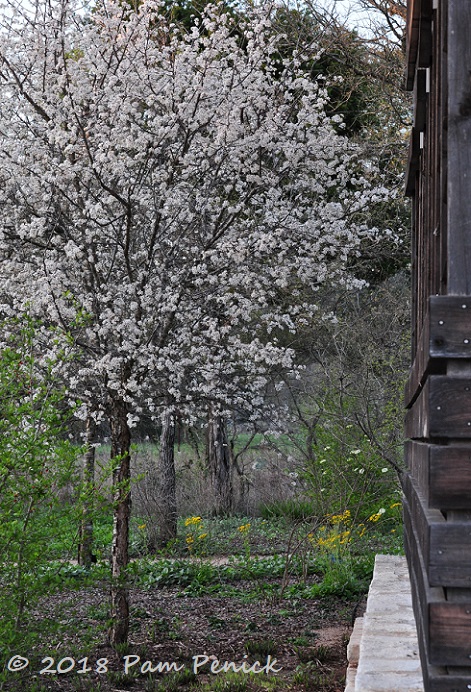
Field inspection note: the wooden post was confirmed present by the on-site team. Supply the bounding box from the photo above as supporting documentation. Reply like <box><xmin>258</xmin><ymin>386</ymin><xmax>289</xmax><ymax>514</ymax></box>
<box><xmin>405</xmin><ymin>1</ymin><xmax>471</xmax><ymax>689</ymax></box>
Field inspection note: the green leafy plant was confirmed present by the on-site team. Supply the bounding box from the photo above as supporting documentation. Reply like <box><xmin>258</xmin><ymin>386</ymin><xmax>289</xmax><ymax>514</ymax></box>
<box><xmin>0</xmin><ymin>316</ymin><xmax>80</xmax><ymax>655</ymax></box>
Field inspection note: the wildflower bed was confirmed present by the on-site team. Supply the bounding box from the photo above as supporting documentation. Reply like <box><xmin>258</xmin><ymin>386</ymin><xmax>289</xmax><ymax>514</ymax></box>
<box><xmin>0</xmin><ymin>510</ymin><xmax>403</xmax><ymax>692</ymax></box>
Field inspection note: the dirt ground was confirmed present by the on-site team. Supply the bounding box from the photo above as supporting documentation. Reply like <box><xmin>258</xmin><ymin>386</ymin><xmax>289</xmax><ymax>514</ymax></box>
<box><xmin>5</xmin><ymin>584</ymin><xmax>364</xmax><ymax>692</ymax></box>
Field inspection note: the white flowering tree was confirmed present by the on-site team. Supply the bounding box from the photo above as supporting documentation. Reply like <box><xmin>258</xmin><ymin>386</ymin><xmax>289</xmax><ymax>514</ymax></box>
<box><xmin>0</xmin><ymin>0</ymin><xmax>388</xmax><ymax>644</ymax></box>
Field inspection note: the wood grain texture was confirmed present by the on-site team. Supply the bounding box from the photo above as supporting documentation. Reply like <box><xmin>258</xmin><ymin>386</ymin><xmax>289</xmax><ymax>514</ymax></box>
<box><xmin>427</xmin><ymin>673</ymin><xmax>471</xmax><ymax>692</ymax></box>
<box><xmin>402</xmin><ymin>472</ymin><xmax>471</xmax><ymax>587</ymax></box>
<box><xmin>429</xmin><ymin>524</ymin><xmax>471</xmax><ymax>587</ymax></box>
<box><xmin>430</xmin><ymin>603</ymin><xmax>471</xmax><ymax>666</ymax></box>
<box><xmin>404</xmin><ymin>514</ymin><xmax>471</xmax><ymax>689</ymax></box>
<box><xmin>429</xmin><ymin>296</ymin><xmax>471</xmax><ymax>357</ymax></box>
<box><xmin>407</xmin><ymin>376</ymin><xmax>471</xmax><ymax>439</ymax></box>
<box><xmin>430</xmin><ymin>445</ymin><xmax>471</xmax><ymax>509</ymax></box>
<box><xmin>406</xmin><ymin>439</ymin><xmax>430</xmax><ymax>496</ymax></box>
<box><xmin>406</xmin><ymin>296</ymin><xmax>471</xmax><ymax>407</ymax></box>
<box><xmin>429</xmin><ymin>376</ymin><xmax>471</xmax><ymax>437</ymax></box>
<box><xmin>403</xmin><ymin>439</ymin><xmax>471</xmax><ymax>510</ymax></box>
<box><xmin>418</xmin><ymin>1</ymin><xmax>433</xmax><ymax>68</ymax></box>
<box><xmin>406</xmin><ymin>297</ymin><xmax>432</xmax><ymax>407</ymax></box>
<box><xmin>405</xmin><ymin>377</ymin><xmax>431</xmax><ymax>439</ymax></box>
<box><xmin>405</xmin><ymin>126</ymin><xmax>422</xmax><ymax>196</ymax></box>
<box><xmin>402</xmin><ymin>473</ymin><xmax>439</xmax><ymax>584</ymax></box>
<box><xmin>447</xmin><ymin>0</ymin><xmax>471</xmax><ymax>292</ymax></box>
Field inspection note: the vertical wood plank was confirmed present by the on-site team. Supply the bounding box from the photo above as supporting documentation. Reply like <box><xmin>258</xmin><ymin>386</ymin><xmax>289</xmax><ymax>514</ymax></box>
<box><xmin>440</xmin><ymin>0</ymin><xmax>448</xmax><ymax>294</ymax></box>
<box><xmin>447</xmin><ymin>0</ymin><xmax>471</xmax><ymax>293</ymax></box>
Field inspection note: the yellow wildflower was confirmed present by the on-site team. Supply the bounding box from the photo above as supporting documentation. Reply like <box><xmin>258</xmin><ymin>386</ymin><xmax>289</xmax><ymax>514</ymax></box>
<box><xmin>317</xmin><ymin>534</ymin><xmax>338</xmax><ymax>548</ymax></box>
<box><xmin>330</xmin><ymin>509</ymin><xmax>351</xmax><ymax>526</ymax></box>
<box><xmin>238</xmin><ymin>523</ymin><xmax>251</xmax><ymax>534</ymax></box>
<box><xmin>184</xmin><ymin>516</ymin><xmax>202</xmax><ymax>527</ymax></box>
<box><xmin>368</xmin><ymin>508</ymin><xmax>386</xmax><ymax>523</ymax></box>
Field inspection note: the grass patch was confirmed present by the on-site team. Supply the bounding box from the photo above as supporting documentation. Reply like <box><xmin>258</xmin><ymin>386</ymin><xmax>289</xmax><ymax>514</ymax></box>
<box><xmin>244</xmin><ymin>639</ymin><xmax>278</xmax><ymax>657</ymax></box>
<box><xmin>260</xmin><ymin>499</ymin><xmax>316</xmax><ymax>521</ymax></box>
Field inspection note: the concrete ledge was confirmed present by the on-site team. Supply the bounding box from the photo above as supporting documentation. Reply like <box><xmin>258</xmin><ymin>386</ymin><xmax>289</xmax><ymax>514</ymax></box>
<box><xmin>345</xmin><ymin>554</ymin><xmax>424</xmax><ymax>692</ymax></box>
<box><xmin>345</xmin><ymin>616</ymin><xmax>363</xmax><ymax>692</ymax></box>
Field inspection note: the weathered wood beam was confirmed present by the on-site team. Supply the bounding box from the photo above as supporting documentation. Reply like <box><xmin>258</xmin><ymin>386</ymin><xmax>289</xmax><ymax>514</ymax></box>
<box><xmin>406</xmin><ymin>440</ymin><xmax>471</xmax><ymax>510</ymax></box>
<box><xmin>406</xmin><ymin>0</ymin><xmax>422</xmax><ymax>89</ymax></box>
<box><xmin>404</xmin><ymin>516</ymin><xmax>471</xmax><ymax>689</ymax></box>
<box><xmin>406</xmin><ymin>375</ymin><xmax>471</xmax><ymax>439</ymax></box>
<box><xmin>402</xmin><ymin>473</ymin><xmax>471</xmax><ymax>588</ymax></box>
<box><xmin>405</xmin><ymin>296</ymin><xmax>471</xmax><ymax>407</ymax></box>
<box><xmin>406</xmin><ymin>0</ymin><xmax>433</xmax><ymax>89</ymax></box>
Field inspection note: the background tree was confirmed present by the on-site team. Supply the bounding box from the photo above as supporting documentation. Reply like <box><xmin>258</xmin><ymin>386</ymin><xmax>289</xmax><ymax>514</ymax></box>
<box><xmin>257</xmin><ymin>0</ymin><xmax>410</xmax><ymax>519</ymax></box>
<box><xmin>0</xmin><ymin>0</ymin><xmax>394</xmax><ymax>644</ymax></box>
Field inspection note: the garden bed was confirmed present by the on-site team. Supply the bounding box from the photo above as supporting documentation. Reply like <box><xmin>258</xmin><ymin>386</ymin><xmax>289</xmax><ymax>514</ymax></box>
<box><xmin>5</xmin><ymin>581</ymin><xmax>358</xmax><ymax>692</ymax></box>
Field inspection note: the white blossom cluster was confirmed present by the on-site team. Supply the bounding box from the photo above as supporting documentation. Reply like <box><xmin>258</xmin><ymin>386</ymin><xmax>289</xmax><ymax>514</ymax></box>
<box><xmin>0</xmin><ymin>0</ymin><xmax>388</xmax><ymax>426</ymax></box>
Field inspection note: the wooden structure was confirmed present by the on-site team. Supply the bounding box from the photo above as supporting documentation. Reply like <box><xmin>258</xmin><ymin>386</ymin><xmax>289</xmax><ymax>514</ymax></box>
<box><xmin>404</xmin><ymin>0</ymin><xmax>471</xmax><ymax>689</ymax></box>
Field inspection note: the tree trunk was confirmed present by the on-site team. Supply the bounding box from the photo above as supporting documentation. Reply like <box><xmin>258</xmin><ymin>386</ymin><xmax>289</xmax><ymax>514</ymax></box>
<box><xmin>78</xmin><ymin>415</ymin><xmax>96</xmax><ymax>568</ymax></box>
<box><xmin>208</xmin><ymin>411</ymin><xmax>233</xmax><ymax>515</ymax></box>
<box><xmin>109</xmin><ymin>400</ymin><xmax>131</xmax><ymax>648</ymax></box>
<box><xmin>158</xmin><ymin>411</ymin><xmax>177</xmax><ymax>547</ymax></box>
<box><xmin>234</xmin><ymin>458</ymin><xmax>250</xmax><ymax>515</ymax></box>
